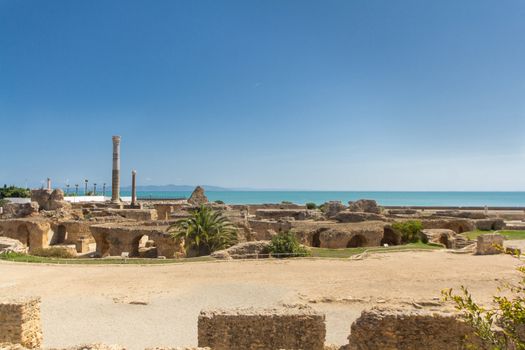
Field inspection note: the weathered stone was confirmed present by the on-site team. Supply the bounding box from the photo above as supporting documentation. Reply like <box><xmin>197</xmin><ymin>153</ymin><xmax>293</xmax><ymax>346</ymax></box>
<box><xmin>31</xmin><ymin>189</ymin><xmax>71</xmax><ymax>211</ymax></box>
<box><xmin>432</xmin><ymin>210</ymin><xmax>487</xmax><ymax>219</ymax></box>
<box><xmin>198</xmin><ymin>306</ymin><xmax>326</xmax><ymax>350</ymax></box>
<box><xmin>347</xmin><ymin>199</ymin><xmax>381</xmax><ymax>214</ymax></box>
<box><xmin>0</xmin><ymin>202</ymin><xmax>39</xmax><ymax>219</ymax></box>
<box><xmin>334</xmin><ymin>211</ymin><xmax>386</xmax><ymax>223</ymax></box>
<box><xmin>0</xmin><ymin>237</ymin><xmax>27</xmax><ymax>254</ymax></box>
<box><xmin>248</xmin><ymin>219</ymin><xmax>292</xmax><ymax>240</ymax></box>
<box><xmin>0</xmin><ymin>297</ymin><xmax>42</xmax><ymax>349</ymax></box>
<box><xmin>421</xmin><ymin>229</ymin><xmax>457</xmax><ymax>249</ymax></box>
<box><xmin>476</xmin><ymin>234</ymin><xmax>504</xmax><ymax>255</ymax></box>
<box><xmin>323</xmin><ymin>201</ymin><xmax>346</xmax><ymax>219</ymax></box>
<box><xmin>211</xmin><ymin>241</ymin><xmax>271</xmax><ymax>259</ymax></box>
<box><xmin>347</xmin><ymin>306</ymin><xmax>480</xmax><ymax>350</ymax></box>
<box><xmin>421</xmin><ymin>219</ymin><xmax>476</xmax><ymax>234</ymax></box>
<box><xmin>0</xmin><ymin>218</ymin><xmax>52</xmax><ymax>252</ymax></box>
<box><xmin>188</xmin><ymin>186</ymin><xmax>208</xmax><ymax>206</ymax></box>
<box><xmin>75</xmin><ymin>237</ymin><xmax>90</xmax><ymax>254</ymax></box>
<box><xmin>475</xmin><ymin>218</ymin><xmax>505</xmax><ymax>231</ymax></box>
<box><xmin>255</xmin><ymin>209</ymin><xmax>322</xmax><ymax>221</ymax></box>
<box><xmin>292</xmin><ymin>221</ymin><xmax>385</xmax><ymax>248</ymax></box>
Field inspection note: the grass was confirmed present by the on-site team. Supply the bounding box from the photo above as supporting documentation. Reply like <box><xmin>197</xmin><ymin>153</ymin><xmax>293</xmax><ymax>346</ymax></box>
<box><xmin>0</xmin><ymin>242</ymin><xmax>442</xmax><ymax>264</ymax></box>
<box><xmin>310</xmin><ymin>242</ymin><xmax>442</xmax><ymax>258</ymax></box>
<box><xmin>465</xmin><ymin>230</ymin><xmax>525</xmax><ymax>241</ymax></box>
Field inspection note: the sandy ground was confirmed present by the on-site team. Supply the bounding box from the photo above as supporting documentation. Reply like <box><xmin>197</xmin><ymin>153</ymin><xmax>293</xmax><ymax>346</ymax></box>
<box><xmin>0</xmin><ymin>250</ymin><xmax>521</xmax><ymax>349</ymax></box>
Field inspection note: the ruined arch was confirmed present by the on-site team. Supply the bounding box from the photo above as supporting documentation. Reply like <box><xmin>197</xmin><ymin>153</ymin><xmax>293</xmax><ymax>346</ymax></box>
<box><xmin>381</xmin><ymin>227</ymin><xmax>400</xmax><ymax>246</ymax></box>
<box><xmin>16</xmin><ymin>225</ymin><xmax>30</xmax><ymax>247</ymax></box>
<box><xmin>132</xmin><ymin>234</ymin><xmax>158</xmax><ymax>258</ymax></box>
<box><xmin>347</xmin><ymin>235</ymin><xmax>367</xmax><ymax>248</ymax></box>
<box><xmin>439</xmin><ymin>234</ymin><xmax>450</xmax><ymax>248</ymax></box>
<box><xmin>310</xmin><ymin>228</ymin><xmax>329</xmax><ymax>248</ymax></box>
<box><xmin>55</xmin><ymin>225</ymin><xmax>67</xmax><ymax>244</ymax></box>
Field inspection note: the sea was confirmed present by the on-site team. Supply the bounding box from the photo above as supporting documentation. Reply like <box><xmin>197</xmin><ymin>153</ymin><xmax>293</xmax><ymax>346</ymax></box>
<box><xmin>117</xmin><ymin>191</ymin><xmax>525</xmax><ymax>207</ymax></box>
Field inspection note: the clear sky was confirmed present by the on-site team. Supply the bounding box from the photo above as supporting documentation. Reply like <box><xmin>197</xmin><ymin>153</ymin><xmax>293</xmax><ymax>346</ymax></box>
<box><xmin>1</xmin><ymin>0</ymin><xmax>524</xmax><ymax>190</ymax></box>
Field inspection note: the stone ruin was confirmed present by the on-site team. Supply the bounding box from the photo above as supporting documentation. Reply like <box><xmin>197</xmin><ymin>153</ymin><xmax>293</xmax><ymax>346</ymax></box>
<box><xmin>188</xmin><ymin>186</ymin><xmax>208</xmax><ymax>206</ymax></box>
<box><xmin>0</xmin><ymin>297</ymin><xmax>488</xmax><ymax>350</ymax></box>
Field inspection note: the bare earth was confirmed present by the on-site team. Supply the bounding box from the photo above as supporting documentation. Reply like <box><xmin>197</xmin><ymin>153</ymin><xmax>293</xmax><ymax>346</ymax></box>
<box><xmin>0</xmin><ymin>250</ymin><xmax>521</xmax><ymax>349</ymax></box>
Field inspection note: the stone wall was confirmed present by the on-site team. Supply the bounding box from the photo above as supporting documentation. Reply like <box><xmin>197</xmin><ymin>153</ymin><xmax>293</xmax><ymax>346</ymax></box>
<box><xmin>0</xmin><ymin>297</ymin><xmax>42</xmax><ymax>349</ymax></box>
<box><xmin>476</xmin><ymin>233</ymin><xmax>504</xmax><ymax>255</ymax></box>
<box><xmin>291</xmin><ymin>221</ymin><xmax>384</xmax><ymax>248</ymax></box>
<box><xmin>347</xmin><ymin>306</ymin><xmax>479</xmax><ymax>350</ymax></box>
<box><xmin>198</xmin><ymin>307</ymin><xmax>326</xmax><ymax>350</ymax></box>
<box><xmin>0</xmin><ymin>218</ymin><xmax>51</xmax><ymax>252</ymax></box>
<box><xmin>421</xmin><ymin>219</ymin><xmax>476</xmax><ymax>234</ymax></box>
<box><xmin>248</xmin><ymin>219</ymin><xmax>292</xmax><ymax>240</ymax></box>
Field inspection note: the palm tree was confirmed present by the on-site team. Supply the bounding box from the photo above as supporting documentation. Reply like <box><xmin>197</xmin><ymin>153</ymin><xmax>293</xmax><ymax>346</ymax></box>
<box><xmin>168</xmin><ymin>205</ymin><xmax>237</xmax><ymax>256</ymax></box>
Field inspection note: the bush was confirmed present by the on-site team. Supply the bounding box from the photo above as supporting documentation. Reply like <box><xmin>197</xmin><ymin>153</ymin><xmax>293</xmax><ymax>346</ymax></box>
<box><xmin>31</xmin><ymin>247</ymin><xmax>75</xmax><ymax>258</ymax></box>
<box><xmin>214</xmin><ymin>200</ymin><xmax>225</xmax><ymax>204</ymax></box>
<box><xmin>0</xmin><ymin>185</ymin><xmax>31</xmax><ymax>199</ymax></box>
<box><xmin>0</xmin><ymin>198</ymin><xmax>8</xmax><ymax>207</ymax></box>
<box><xmin>281</xmin><ymin>201</ymin><xmax>293</xmax><ymax>205</ymax></box>
<box><xmin>306</xmin><ymin>202</ymin><xmax>317</xmax><ymax>209</ymax></box>
<box><xmin>268</xmin><ymin>231</ymin><xmax>310</xmax><ymax>258</ymax></box>
<box><xmin>391</xmin><ymin>220</ymin><xmax>424</xmax><ymax>243</ymax></box>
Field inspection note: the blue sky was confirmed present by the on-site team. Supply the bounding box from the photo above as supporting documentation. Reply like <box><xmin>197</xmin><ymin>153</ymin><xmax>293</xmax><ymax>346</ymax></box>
<box><xmin>1</xmin><ymin>0</ymin><xmax>524</xmax><ymax>190</ymax></box>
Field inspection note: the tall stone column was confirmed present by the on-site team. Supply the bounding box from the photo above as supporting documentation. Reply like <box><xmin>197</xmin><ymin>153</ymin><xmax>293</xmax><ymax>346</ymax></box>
<box><xmin>131</xmin><ymin>170</ymin><xmax>137</xmax><ymax>206</ymax></box>
<box><xmin>46</xmin><ymin>178</ymin><xmax>51</xmax><ymax>191</ymax></box>
<box><xmin>111</xmin><ymin>136</ymin><xmax>121</xmax><ymax>202</ymax></box>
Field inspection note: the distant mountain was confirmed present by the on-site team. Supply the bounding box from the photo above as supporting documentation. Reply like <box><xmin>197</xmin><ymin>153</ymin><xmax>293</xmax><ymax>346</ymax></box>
<box><xmin>121</xmin><ymin>184</ymin><xmax>231</xmax><ymax>191</ymax></box>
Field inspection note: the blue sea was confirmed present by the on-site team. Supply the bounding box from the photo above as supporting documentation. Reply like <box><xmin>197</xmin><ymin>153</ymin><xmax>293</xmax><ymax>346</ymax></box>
<box><xmin>118</xmin><ymin>191</ymin><xmax>525</xmax><ymax>207</ymax></box>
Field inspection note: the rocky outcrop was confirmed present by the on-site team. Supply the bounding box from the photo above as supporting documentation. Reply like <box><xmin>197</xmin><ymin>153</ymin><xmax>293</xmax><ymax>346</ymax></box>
<box><xmin>347</xmin><ymin>199</ymin><xmax>381</xmax><ymax>214</ymax></box>
<box><xmin>347</xmin><ymin>306</ymin><xmax>480</xmax><ymax>350</ymax></box>
<box><xmin>323</xmin><ymin>201</ymin><xmax>346</xmax><ymax>219</ymax></box>
<box><xmin>211</xmin><ymin>241</ymin><xmax>271</xmax><ymax>259</ymax></box>
<box><xmin>198</xmin><ymin>306</ymin><xmax>326</xmax><ymax>350</ymax></box>
<box><xmin>31</xmin><ymin>189</ymin><xmax>71</xmax><ymax>211</ymax></box>
<box><xmin>334</xmin><ymin>211</ymin><xmax>386</xmax><ymax>223</ymax></box>
<box><xmin>188</xmin><ymin>186</ymin><xmax>208</xmax><ymax>206</ymax></box>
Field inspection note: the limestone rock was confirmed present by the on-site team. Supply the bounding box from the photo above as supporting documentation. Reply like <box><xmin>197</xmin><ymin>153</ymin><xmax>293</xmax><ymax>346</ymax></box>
<box><xmin>31</xmin><ymin>189</ymin><xmax>71</xmax><ymax>211</ymax></box>
<box><xmin>323</xmin><ymin>201</ymin><xmax>346</xmax><ymax>219</ymax></box>
<box><xmin>0</xmin><ymin>237</ymin><xmax>28</xmax><ymax>254</ymax></box>
<box><xmin>347</xmin><ymin>199</ymin><xmax>381</xmax><ymax>214</ymax></box>
<box><xmin>476</xmin><ymin>233</ymin><xmax>504</xmax><ymax>255</ymax></box>
<box><xmin>211</xmin><ymin>240</ymin><xmax>271</xmax><ymax>259</ymax></box>
<box><xmin>188</xmin><ymin>186</ymin><xmax>208</xmax><ymax>206</ymax></box>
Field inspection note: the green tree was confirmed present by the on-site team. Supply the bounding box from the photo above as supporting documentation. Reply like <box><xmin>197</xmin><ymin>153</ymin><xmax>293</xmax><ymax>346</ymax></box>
<box><xmin>306</xmin><ymin>202</ymin><xmax>317</xmax><ymax>209</ymax></box>
<box><xmin>268</xmin><ymin>231</ymin><xmax>310</xmax><ymax>258</ymax></box>
<box><xmin>0</xmin><ymin>185</ymin><xmax>31</xmax><ymax>199</ymax></box>
<box><xmin>168</xmin><ymin>205</ymin><xmax>237</xmax><ymax>256</ymax></box>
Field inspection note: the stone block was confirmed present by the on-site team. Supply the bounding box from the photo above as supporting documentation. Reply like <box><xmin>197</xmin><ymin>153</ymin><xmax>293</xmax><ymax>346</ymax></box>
<box><xmin>476</xmin><ymin>234</ymin><xmax>504</xmax><ymax>255</ymax></box>
<box><xmin>0</xmin><ymin>297</ymin><xmax>42</xmax><ymax>349</ymax></box>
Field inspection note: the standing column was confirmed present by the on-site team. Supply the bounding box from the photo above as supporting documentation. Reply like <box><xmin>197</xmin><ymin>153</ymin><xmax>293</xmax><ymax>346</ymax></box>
<box><xmin>111</xmin><ymin>136</ymin><xmax>121</xmax><ymax>202</ymax></box>
<box><xmin>46</xmin><ymin>178</ymin><xmax>51</xmax><ymax>191</ymax></box>
<box><xmin>131</xmin><ymin>170</ymin><xmax>137</xmax><ymax>206</ymax></box>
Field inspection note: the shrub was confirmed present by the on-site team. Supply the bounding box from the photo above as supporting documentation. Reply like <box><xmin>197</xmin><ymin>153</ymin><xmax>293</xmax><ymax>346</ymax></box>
<box><xmin>31</xmin><ymin>247</ymin><xmax>75</xmax><ymax>258</ymax></box>
<box><xmin>281</xmin><ymin>201</ymin><xmax>293</xmax><ymax>205</ymax></box>
<box><xmin>214</xmin><ymin>200</ymin><xmax>225</xmax><ymax>204</ymax></box>
<box><xmin>0</xmin><ymin>198</ymin><xmax>8</xmax><ymax>207</ymax></box>
<box><xmin>391</xmin><ymin>220</ymin><xmax>424</xmax><ymax>243</ymax></box>
<box><xmin>268</xmin><ymin>231</ymin><xmax>310</xmax><ymax>258</ymax></box>
<box><xmin>306</xmin><ymin>202</ymin><xmax>317</xmax><ymax>209</ymax></box>
<box><xmin>0</xmin><ymin>185</ymin><xmax>31</xmax><ymax>199</ymax></box>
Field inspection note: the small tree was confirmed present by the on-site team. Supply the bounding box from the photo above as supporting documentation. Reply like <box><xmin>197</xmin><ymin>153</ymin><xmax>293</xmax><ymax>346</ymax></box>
<box><xmin>268</xmin><ymin>231</ymin><xmax>310</xmax><ymax>258</ymax></box>
<box><xmin>391</xmin><ymin>220</ymin><xmax>424</xmax><ymax>243</ymax></box>
<box><xmin>306</xmin><ymin>202</ymin><xmax>317</xmax><ymax>210</ymax></box>
<box><xmin>168</xmin><ymin>205</ymin><xmax>237</xmax><ymax>256</ymax></box>
<box><xmin>443</xmin><ymin>258</ymin><xmax>525</xmax><ymax>349</ymax></box>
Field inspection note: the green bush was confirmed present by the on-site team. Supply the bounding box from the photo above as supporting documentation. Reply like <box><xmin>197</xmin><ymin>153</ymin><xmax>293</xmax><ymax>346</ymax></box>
<box><xmin>0</xmin><ymin>198</ymin><xmax>8</xmax><ymax>207</ymax></box>
<box><xmin>214</xmin><ymin>200</ymin><xmax>225</xmax><ymax>204</ymax></box>
<box><xmin>0</xmin><ymin>185</ymin><xmax>31</xmax><ymax>199</ymax></box>
<box><xmin>391</xmin><ymin>220</ymin><xmax>424</xmax><ymax>243</ymax></box>
<box><xmin>281</xmin><ymin>201</ymin><xmax>293</xmax><ymax>205</ymax></box>
<box><xmin>268</xmin><ymin>231</ymin><xmax>310</xmax><ymax>258</ymax></box>
<box><xmin>306</xmin><ymin>202</ymin><xmax>317</xmax><ymax>209</ymax></box>
<box><xmin>31</xmin><ymin>247</ymin><xmax>75</xmax><ymax>258</ymax></box>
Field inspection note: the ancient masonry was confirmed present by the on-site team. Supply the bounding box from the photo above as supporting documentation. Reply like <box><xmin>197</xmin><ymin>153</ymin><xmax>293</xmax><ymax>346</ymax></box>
<box><xmin>111</xmin><ymin>135</ymin><xmax>121</xmax><ymax>203</ymax></box>
<box><xmin>0</xmin><ymin>297</ymin><xmax>42</xmax><ymax>349</ymax></box>
<box><xmin>197</xmin><ymin>307</ymin><xmax>326</xmax><ymax>350</ymax></box>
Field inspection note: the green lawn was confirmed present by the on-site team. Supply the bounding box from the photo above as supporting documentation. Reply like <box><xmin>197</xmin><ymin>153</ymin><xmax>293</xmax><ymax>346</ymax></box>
<box><xmin>310</xmin><ymin>242</ymin><xmax>442</xmax><ymax>258</ymax></box>
<box><xmin>465</xmin><ymin>230</ymin><xmax>525</xmax><ymax>241</ymax></box>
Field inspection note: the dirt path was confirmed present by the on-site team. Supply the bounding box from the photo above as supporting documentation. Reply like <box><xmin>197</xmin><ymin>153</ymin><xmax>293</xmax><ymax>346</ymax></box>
<box><xmin>0</xmin><ymin>250</ymin><xmax>520</xmax><ymax>349</ymax></box>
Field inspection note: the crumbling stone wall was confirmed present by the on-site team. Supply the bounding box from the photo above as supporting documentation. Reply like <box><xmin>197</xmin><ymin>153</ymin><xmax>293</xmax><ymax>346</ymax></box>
<box><xmin>248</xmin><ymin>219</ymin><xmax>292</xmax><ymax>240</ymax></box>
<box><xmin>31</xmin><ymin>189</ymin><xmax>71</xmax><ymax>211</ymax></box>
<box><xmin>0</xmin><ymin>219</ymin><xmax>51</xmax><ymax>252</ymax></box>
<box><xmin>0</xmin><ymin>297</ymin><xmax>42</xmax><ymax>349</ymax></box>
<box><xmin>347</xmin><ymin>306</ymin><xmax>479</xmax><ymax>350</ymax></box>
<box><xmin>421</xmin><ymin>219</ymin><xmax>476</xmax><ymax>234</ymax></box>
<box><xmin>254</xmin><ymin>209</ymin><xmax>321</xmax><ymax>221</ymax></box>
<box><xmin>291</xmin><ymin>221</ymin><xmax>384</xmax><ymax>248</ymax></box>
<box><xmin>198</xmin><ymin>307</ymin><xmax>326</xmax><ymax>350</ymax></box>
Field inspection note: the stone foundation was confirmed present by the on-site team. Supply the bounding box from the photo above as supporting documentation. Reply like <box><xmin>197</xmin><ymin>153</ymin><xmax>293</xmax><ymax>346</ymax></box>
<box><xmin>198</xmin><ymin>307</ymin><xmax>326</xmax><ymax>350</ymax></box>
<box><xmin>347</xmin><ymin>306</ymin><xmax>479</xmax><ymax>350</ymax></box>
<box><xmin>0</xmin><ymin>297</ymin><xmax>42</xmax><ymax>349</ymax></box>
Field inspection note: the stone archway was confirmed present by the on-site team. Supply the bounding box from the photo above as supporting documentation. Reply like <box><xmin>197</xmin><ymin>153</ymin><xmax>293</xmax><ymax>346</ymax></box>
<box><xmin>347</xmin><ymin>235</ymin><xmax>367</xmax><ymax>248</ymax></box>
<box><xmin>381</xmin><ymin>227</ymin><xmax>400</xmax><ymax>246</ymax></box>
<box><xmin>55</xmin><ymin>225</ymin><xmax>67</xmax><ymax>244</ymax></box>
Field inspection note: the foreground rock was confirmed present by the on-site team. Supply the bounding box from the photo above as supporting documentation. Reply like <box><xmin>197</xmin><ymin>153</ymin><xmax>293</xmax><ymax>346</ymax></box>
<box><xmin>476</xmin><ymin>233</ymin><xmax>504</xmax><ymax>255</ymax></box>
<box><xmin>211</xmin><ymin>241</ymin><xmax>271</xmax><ymax>259</ymax></box>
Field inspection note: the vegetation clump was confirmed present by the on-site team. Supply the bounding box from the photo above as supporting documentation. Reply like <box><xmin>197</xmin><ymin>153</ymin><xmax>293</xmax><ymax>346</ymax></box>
<box><xmin>169</xmin><ymin>205</ymin><xmax>237</xmax><ymax>256</ymax></box>
<box><xmin>391</xmin><ymin>220</ymin><xmax>425</xmax><ymax>243</ymax></box>
<box><xmin>214</xmin><ymin>200</ymin><xmax>225</xmax><ymax>204</ymax></box>
<box><xmin>268</xmin><ymin>231</ymin><xmax>310</xmax><ymax>258</ymax></box>
<box><xmin>306</xmin><ymin>202</ymin><xmax>317</xmax><ymax>209</ymax></box>
<box><xmin>0</xmin><ymin>185</ymin><xmax>31</xmax><ymax>199</ymax></box>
